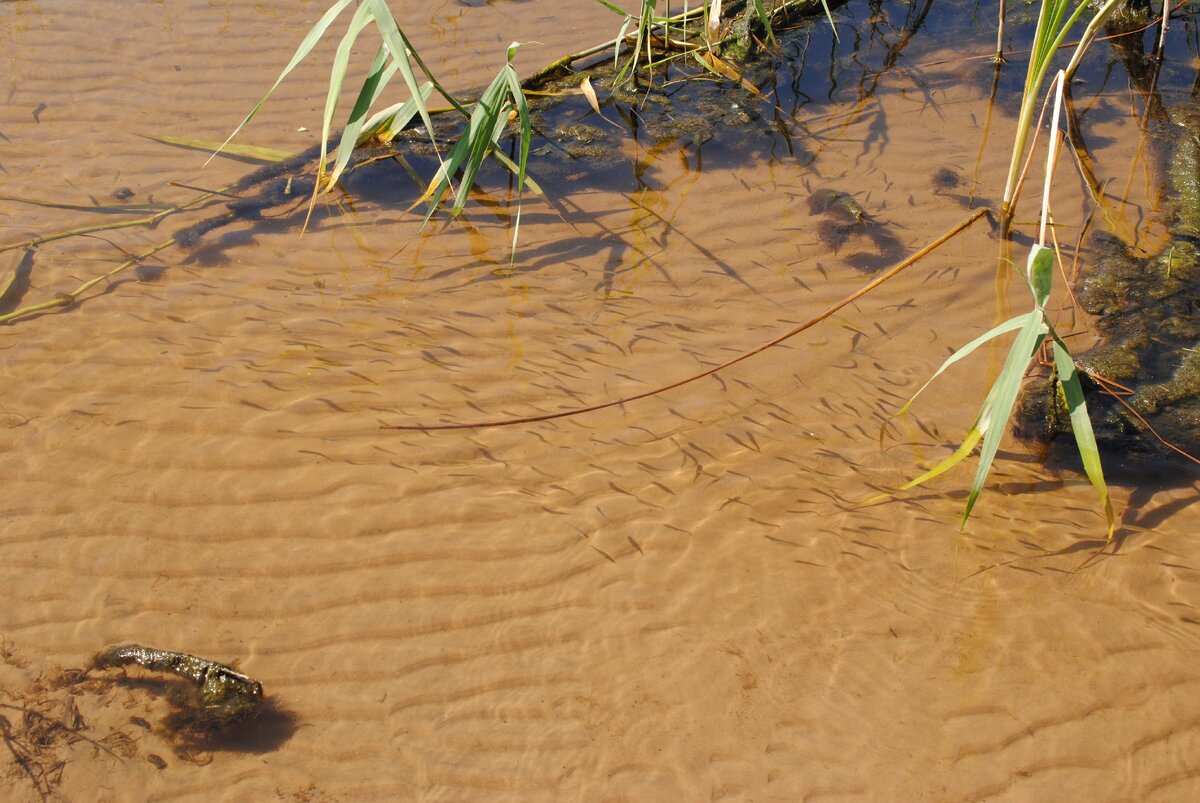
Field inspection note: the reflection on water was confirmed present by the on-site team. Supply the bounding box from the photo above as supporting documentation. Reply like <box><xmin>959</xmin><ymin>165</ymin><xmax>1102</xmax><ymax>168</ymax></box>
<box><xmin>3</xmin><ymin>0</ymin><xmax>1200</xmax><ymax>799</ymax></box>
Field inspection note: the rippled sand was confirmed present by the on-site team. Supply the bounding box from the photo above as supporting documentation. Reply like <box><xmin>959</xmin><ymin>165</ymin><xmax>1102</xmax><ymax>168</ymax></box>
<box><xmin>3</xmin><ymin>1</ymin><xmax>1200</xmax><ymax>800</ymax></box>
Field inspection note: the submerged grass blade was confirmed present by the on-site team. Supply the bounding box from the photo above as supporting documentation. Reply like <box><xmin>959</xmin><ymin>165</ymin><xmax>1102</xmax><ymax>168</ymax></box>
<box><xmin>893</xmin><ymin>427</ymin><xmax>985</xmax><ymax>495</ymax></box>
<box><xmin>489</xmin><ymin>149</ymin><xmax>543</xmax><ymax>196</ymax></box>
<box><xmin>593</xmin><ymin>0</ymin><xmax>629</xmax><ymax>15</ymax></box>
<box><xmin>140</xmin><ymin>134</ymin><xmax>294</xmax><ymax>163</ymax></box>
<box><xmin>0</xmin><ymin>194</ymin><xmax>172</xmax><ymax>215</ymax></box>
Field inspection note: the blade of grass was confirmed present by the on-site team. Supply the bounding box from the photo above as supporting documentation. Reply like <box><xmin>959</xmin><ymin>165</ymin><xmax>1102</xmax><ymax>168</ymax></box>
<box><xmin>894</xmin><ymin>316</ymin><xmax>1029</xmax><ymax>417</ymax></box>
<box><xmin>414</xmin><ymin>44</ymin><xmax>532</xmax><ymax>225</ymax></box>
<box><xmin>0</xmin><ymin>194</ymin><xmax>172</xmax><ymax>215</ymax></box>
<box><xmin>957</xmin><ymin>245</ymin><xmax>1054</xmax><ymax>525</ymax></box>
<box><xmin>883</xmin><ymin>426</ymin><xmax>985</xmax><ymax>497</ymax></box>
<box><xmin>140</xmin><ymin>134</ymin><xmax>294</xmax><ymax>163</ymax></box>
<box><xmin>358</xmin><ymin>83</ymin><xmax>434</xmax><ymax>144</ymax></box>
<box><xmin>749</xmin><ymin>0</ymin><xmax>777</xmax><ymax>46</ymax></box>
<box><xmin>817</xmin><ymin>0</ymin><xmax>838</xmax><ymax>40</ymax></box>
<box><xmin>325</xmin><ymin>43</ymin><xmax>397</xmax><ymax>189</ymax></box>
<box><xmin>1001</xmin><ymin>0</ymin><xmax>1105</xmax><ymax>219</ymax></box>
<box><xmin>315</xmin><ymin>1</ymin><xmax>378</xmax><ymax>191</ymax></box>
<box><xmin>960</xmin><ymin>299</ymin><xmax>1049</xmax><ymax>528</ymax></box>
<box><xmin>868</xmin><ymin>312</ymin><xmax>1038</xmax><ymax>505</ymax></box>
<box><xmin>366</xmin><ymin>0</ymin><xmax>465</xmax><ymax>139</ymax></box>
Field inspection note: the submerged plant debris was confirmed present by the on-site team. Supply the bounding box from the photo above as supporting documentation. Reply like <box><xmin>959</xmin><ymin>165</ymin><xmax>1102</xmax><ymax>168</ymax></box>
<box><xmin>91</xmin><ymin>644</ymin><xmax>265</xmax><ymax>734</ymax></box>
<box><xmin>0</xmin><ymin>643</ymin><xmax>135</xmax><ymax>801</ymax></box>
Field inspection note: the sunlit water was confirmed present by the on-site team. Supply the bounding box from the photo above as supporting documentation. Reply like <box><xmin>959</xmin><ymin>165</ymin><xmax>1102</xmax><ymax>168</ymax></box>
<box><xmin>3</xmin><ymin>1</ymin><xmax>1200</xmax><ymax>799</ymax></box>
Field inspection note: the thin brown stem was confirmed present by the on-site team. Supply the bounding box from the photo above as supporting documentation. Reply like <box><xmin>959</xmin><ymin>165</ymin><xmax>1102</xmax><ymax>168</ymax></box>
<box><xmin>383</xmin><ymin>208</ymin><xmax>990</xmax><ymax>431</ymax></box>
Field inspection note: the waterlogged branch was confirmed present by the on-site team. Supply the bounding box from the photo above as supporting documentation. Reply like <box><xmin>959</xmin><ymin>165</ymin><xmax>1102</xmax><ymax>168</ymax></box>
<box><xmin>0</xmin><ymin>238</ymin><xmax>177</xmax><ymax>325</ymax></box>
<box><xmin>382</xmin><ymin>208</ymin><xmax>990</xmax><ymax>432</ymax></box>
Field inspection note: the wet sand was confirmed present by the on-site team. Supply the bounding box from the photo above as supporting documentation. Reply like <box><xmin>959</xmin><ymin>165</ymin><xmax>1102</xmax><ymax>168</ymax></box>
<box><xmin>3</xmin><ymin>1</ymin><xmax>1200</xmax><ymax>800</ymax></box>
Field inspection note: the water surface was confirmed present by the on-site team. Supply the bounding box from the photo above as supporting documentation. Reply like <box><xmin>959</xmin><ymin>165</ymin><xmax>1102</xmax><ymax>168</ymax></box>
<box><xmin>3</xmin><ymin>0</ymin><xmax>1200</xmax><ymax>799</ymax></box>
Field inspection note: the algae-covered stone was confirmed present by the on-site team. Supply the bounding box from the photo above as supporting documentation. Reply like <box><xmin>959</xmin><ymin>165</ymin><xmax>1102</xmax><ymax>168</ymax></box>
<box><xmin>1076</xmin><ymin>335</ymin><xmax>1147</xmax><ymax>385</ymax></box>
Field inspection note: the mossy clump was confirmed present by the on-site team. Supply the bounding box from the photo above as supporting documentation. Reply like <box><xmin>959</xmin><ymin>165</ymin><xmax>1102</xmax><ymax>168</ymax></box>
<box><xmin>1166</xmin><ymin>105</ymin><xmax>1200</xmax><ymax>238</ymax></box>
<box><xmin>91</xmin><ymin>645</ymin><xmax>264</xmax><ymax>734</ymax></box>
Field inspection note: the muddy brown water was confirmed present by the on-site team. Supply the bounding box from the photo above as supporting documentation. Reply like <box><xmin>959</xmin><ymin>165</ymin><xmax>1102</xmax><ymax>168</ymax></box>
<box><xmin>3</xmin><ymin>1</ymin><xmax>1200</xmax><ymax>800</ymax></box>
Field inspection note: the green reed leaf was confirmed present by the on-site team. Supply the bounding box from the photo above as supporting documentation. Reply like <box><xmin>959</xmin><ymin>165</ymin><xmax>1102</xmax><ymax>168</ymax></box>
<box><xmin>140</xmin><ymin>134</ymin><xmax>294</xmax><ymax>163</ymax></box>
<box><xmin>895</xmin><ymin>316</ymin><xmax>1028</xmax><ymax>418</ymax></box>
<box><xmin>1050</xmin><ymin>333</ymin><xmax>1115</xmax><ymax>539</ymax></box>
<box><xmin>358</xmin><ymin>82</ymin><xmax>435</xmax><ymax>144</ymax></box>
<box><xmin>1028</xmin><ymin>243</ymin><xmax>1054</xmax><ymax>307</ymax></box>
<box><xmin>326</xmin><ymin>43</ymin><xmax>396</xmax><ymax>189</ymax></box>
<box><xmin>960</xmin><ymin>310</ymin><xmax>1048</xmax><ymax>528</ymax></box>
<box><xmin>749</xmin><ymin>0</ymin><xmax>777</xmax><ymax>45</ymax></box>
<box><xmin>317</xmin><ymin>2</ymin><xmax>377</xmax><ymax>188</ymax></box>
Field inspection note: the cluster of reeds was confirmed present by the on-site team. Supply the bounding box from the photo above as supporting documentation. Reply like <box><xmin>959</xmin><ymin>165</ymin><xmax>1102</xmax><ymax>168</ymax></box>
<box><xmin>213</xmin><ymin>0</ymin><xmax>534</xmax><ymax>255</ymax></box>
<box><xmin>4</xmin><ymin>0</ymin><xmax>1174</xmax><ymax>538</ymax></box>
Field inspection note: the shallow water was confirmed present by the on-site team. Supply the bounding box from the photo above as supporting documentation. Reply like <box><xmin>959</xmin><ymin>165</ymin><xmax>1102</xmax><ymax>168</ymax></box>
<box><xmin>3</xmin><ymin>1</ymin><xmax>1200</xmax><ymax>800</ymax></box>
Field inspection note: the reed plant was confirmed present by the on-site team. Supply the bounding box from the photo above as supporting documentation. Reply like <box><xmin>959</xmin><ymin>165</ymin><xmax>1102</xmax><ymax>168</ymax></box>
<box><xmin>886</xmin><ymin>73</ymin><xmax>1113</xmax><ymax>535</ymax></box>
<box><xmin>226</xmin><ymin>0</ymin><xmax>1118</xmax><ymax>534</ymax></box>
<box><xmin>0</xmin><ymin>0</ymin><xmax>1133</xmax><ymax>537</ymax></box>
<box><xmin>214</xmin><ymin>0</ymin><xmax>533</xmax><ymax>241</ymax></box>
<box><xmin>887</xmin><ymin>0</ymin><xmax>1130</xmax><ymax>536</ymax></box>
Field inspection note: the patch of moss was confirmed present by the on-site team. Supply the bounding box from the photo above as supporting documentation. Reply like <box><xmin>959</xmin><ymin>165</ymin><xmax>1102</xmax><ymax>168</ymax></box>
<box><xmin>1077</xmin><ymin>334</ymin><xmax>1147</xmax><ymax>384</ymax></box>
<box><xmin>1167</xmin><ymin>105</ymin><xmax>1200</xmax><ymax>238</ymax></box>
<box><xmin>554</xmin><ymin>123</ymin><xmax>606</xmax><ymax>144</ymax></box>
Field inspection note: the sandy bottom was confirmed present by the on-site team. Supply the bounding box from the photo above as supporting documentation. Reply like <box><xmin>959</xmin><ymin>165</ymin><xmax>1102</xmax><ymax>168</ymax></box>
<box><xmin>3</xmin><ymin>1</ymin><xmax>1200</xmax><ymax>800</ymax></box>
